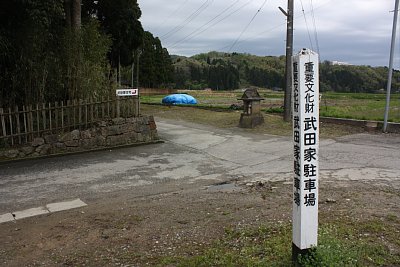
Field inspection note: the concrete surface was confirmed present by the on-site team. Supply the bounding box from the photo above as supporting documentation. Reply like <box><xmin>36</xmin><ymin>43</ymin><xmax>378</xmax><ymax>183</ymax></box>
<box><xmin>0</xmin><ymin>213</ymin><xmax>14</xmax><ymax>223</ymax></box>
<box><xmin>12</xmin><ymin>207</ymin><xmax>49</xmax><ymax>220</ymax></box>
<box><xmin>0</xmin><ymin>118</ymin><xmax>399</xmax><ymax>214</ymax></box>
<box><xmin>46</xmin><ymin>198</ymin><xmax>87</xmax><ymax>213</ymax></box>
<box><xmin>0</xmin><ymin>199</ymin><xmax>88</xmax><ymax>223</ymax></box>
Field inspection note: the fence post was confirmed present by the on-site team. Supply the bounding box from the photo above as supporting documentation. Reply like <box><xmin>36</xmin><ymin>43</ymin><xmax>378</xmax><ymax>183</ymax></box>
<box><xmin>15</xmin><ymin>105</ymin><xmax>21</xmax><ymax>144</ymax></box>
<box><xmin>42</xmin><ymin>103</ymin><xmax>47</xmax><ymax>131</ymax></box>
<box><xmin>138</xmin><ymin>88</ymin><xmax>141</xmax><ymax>116</ymax></box>
<box><xmin>84</xmin><ymin>99</ymin><xmax>88</xmax><ymax>128</ymax></box>
<box><xmin>61</xmin><ymin>101</ymin><xmax>65</xmax><ymax>132</ymax></box>
<box><xmin>55</xmin><ymin>102</ymin><xmax>59</xmax><ymax>132</ymax></box>
<box><xmin>79</xmin><ymin>99</ymin><xmax>82</xmax><ymax>129</ymax></box>
<box><xmin>49</xmin><ymin>102</ymin><xmax>52</xmax><ymax>132</ymax></box>
<box><xmin>90</xmin><ymin>98</ymin><xmax>95</xmax><ymax>126</ymax></box>
<box><xmin>73</xmin><ymin>99</ymin><xmax>77</xmax><ymax>129</ymax></box>
<box><xmin>36</xmin><ymin>104</ymin><xmax>40</xmax><ymax>135</ymax></box>
<box><xmin>100</xmin><ymin>97</ymin><xmax>104</xmax><ymax>120</ymax></box>
<box><xmin>135</xmin><ymin>96</ymin><xmax>139</xmax><ymax>117</ymax></box>
<box><xmin>0</xmin><ymin>108</ymin><xmax>6</xmax><ymax>145</ymax></box>
<box><xmin>8</xmin><ymin>107</ymin><xmax>14</xmax><ymax>146</ymax></box>
<box><xmin>107</xmin><ymin>97</ymin><xmax>110</xmax><ymax>118</ymax></box>
<box><xmin>28</xmin><ymin>105</ymin><xmax>33</xmax><ymax>141</ymax></box>
<box><xmin>23</xmin><ymin>105</ymin><xmax>28</xmax><ymax>143</ymax></box>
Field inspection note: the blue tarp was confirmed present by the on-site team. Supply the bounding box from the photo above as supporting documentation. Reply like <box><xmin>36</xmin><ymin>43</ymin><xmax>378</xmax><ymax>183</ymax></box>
<box><xmin>162</xmin><ymin>94</ymin><xmax>198</xmax><ymax>105</ymax></box>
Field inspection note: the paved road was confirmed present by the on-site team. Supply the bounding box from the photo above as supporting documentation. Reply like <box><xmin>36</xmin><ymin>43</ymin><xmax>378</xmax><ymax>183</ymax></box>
<box><xmin>1</xmin><ymin>118</ymin><xmax>400</xmax><ymax>214</ymax></box>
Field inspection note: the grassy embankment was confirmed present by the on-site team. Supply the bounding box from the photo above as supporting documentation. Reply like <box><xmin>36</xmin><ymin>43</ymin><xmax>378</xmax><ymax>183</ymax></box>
<box><xmin>159</xmin><ymin>218</ymin><xmax>400</xmax><ymax>266</ymax></box>
<box><xmin>141</xmin><ymin>90</ymin><xmax>400</xmax><ymax>123</ymax></box>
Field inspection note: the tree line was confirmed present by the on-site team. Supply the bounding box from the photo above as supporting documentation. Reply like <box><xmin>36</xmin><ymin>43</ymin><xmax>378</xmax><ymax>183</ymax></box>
<box><xmin>172</xmin><ymin>52</ymin><xmax>400</xmax><ymax>93</ymax></box>
<box><xmin>0</xmin><ymin>0</ymin><xmax>174</xmax><ymax>107</ymax></box>
<box><xmin>1</xmin><ymin>0</ymin><xmax>397</xmax><ymax>109</ymax></box>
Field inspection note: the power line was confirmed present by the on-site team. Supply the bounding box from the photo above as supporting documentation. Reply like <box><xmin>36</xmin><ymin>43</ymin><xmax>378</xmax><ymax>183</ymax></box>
<box><xmin>217</xmin><ymin>0</ymin><xmax>331</xmax><ymax>53</ymax></box>
<box><xmin>168</xmin><ymin>0</ymin><xmax>252</xmax><ymax>49</ymax></box>
<box><xmin>310</xmin><ymin>0</ymin><xmax>321</xmax><ymax>56</ymax></box>
<box><xmin>218</xmin><ymin>22</ymin><xmax>284</xmax><ymax>52</ymax></box>
<box><xmin>160</xmin><ymin>0</ymin><xmax>212</xmax><ymax>40</ymax></box>
<box><xmin>165</xmin><ymin>0</ymin><xmax>329</xmax><ymax>55</ymax></box>
<box><xmin>168</xmin><ymin>0</ymin><xmax>243</xmax><ymax>49</ymax></box>
<box><xmin>228</xmin><ymin>0</ymin><xmax>269</xmax><ymax>52</ymax></box>
<box><xmin>299</xmin><ymin>0</ymin><xmax>314</xmax><ymax>51</ymax></box>
<box><xmin>152</xmin><ymin>0</ymin><xmax>190</xmax><ymax>33</ymax></box>
<box><xmin>160</xmin><ymin>0</ymin><xmax>213</xmax><ymax>41</ymax></box>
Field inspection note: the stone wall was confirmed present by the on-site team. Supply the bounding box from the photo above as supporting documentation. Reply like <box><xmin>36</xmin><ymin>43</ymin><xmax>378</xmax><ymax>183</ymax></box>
<box><xmin>0</xmin><ymin>115</ymin><xmax>159</xmax><ymax>160</ymax></box>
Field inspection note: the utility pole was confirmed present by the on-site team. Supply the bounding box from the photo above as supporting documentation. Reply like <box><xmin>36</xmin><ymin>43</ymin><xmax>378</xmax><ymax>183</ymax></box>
<box><xmin>384</xmin><ymin>0</ymin><xmax>399</xmax><ymax>132</ymax></box>
<box><xmin>280</xmin><ymin>0</ymin><xmax>294</xmax><ymax>122</ymax></box>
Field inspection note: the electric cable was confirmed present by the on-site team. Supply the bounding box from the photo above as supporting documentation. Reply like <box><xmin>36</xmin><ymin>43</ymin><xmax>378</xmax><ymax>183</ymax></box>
<box><xmin>310</xmin><ymin>0</ymin><xmax>321</xmax><ymax>56</ymax></box>
<box><xmin>152</xmin><ymin>0</ymin><xmax>190</xmax><ymax>33</ymax></box>
<box><xmin>299</xmin><ymin>0</ymin><xmax>314</xmax><ymax>51</ymax></box>
<box><xmin>160</xmin><ymin>0</ymin><xmax>213</xmax><ymax>41</ymax></box>
<box><xmin>161</xmin><ymin>0</ymin><xmax>212</xmax><ymax>40</ymax></box>
<box><xmin>217</xmin><ymin>0</ymin><xmax>331</xmax><ymax>53</ymax></box>
<box><xmin>168</xmin><ymin>0</ymin><xmax>243</xmax><ymax>49</ymax></box>
<box><xmin>228</xmin><ymin>0</ymin><xmax>269</xmax><ymax>52</ymax></box>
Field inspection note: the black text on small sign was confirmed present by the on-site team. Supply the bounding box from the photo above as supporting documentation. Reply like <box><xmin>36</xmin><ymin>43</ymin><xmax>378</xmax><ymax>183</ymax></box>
<box><xmin>292</xmin><ymin>48</ymin><xmax>319</xmax><ymax>251</ymax></box>
<box><xmin>116</xmin><ymin>89</ymin><xmax>139</xmax><ymax>96</ymax></box>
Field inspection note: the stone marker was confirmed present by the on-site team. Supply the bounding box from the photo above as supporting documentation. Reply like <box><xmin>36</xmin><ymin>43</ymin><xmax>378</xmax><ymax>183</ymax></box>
<box><xmin>238</xmin><ymin>88</ymin><xmax>265</xmax><ymax>128</ymax></box>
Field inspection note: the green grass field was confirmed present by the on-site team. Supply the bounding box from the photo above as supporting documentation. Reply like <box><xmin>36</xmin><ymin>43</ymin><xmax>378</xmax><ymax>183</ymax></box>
<box><xmin>141</xmin><ymin>90</ymin><xmax>400</xmax><ymax>123</ymax></box>
<box><xmin>320</xmin><ymin>92</ymin><xmax>400</xmax><ymax>122</ymax></box>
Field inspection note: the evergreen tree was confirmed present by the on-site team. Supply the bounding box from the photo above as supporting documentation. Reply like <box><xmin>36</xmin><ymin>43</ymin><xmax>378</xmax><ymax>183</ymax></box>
<box><xmin>138</xmin><ymin>31</ymin><xmax>173</xmax><ymax>88</ymax></box>
<box><xmin>82</xmin><ymin>0</ymin><xmax>143</xmax><ymax>68</ymax></box>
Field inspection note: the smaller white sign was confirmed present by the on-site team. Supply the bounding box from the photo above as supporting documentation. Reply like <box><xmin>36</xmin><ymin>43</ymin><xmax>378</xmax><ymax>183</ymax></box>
<box><xmin>116</xmin><ymin>88</ymin><xmax>139</xmax><ymax>96</ymax></box>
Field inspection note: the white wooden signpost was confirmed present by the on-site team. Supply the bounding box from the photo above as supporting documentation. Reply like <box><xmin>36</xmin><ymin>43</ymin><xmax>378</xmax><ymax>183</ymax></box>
<box><xmin>292</xmin><ymin>48</ymin><xmax>319</xmax><ymax>260</ymax></box>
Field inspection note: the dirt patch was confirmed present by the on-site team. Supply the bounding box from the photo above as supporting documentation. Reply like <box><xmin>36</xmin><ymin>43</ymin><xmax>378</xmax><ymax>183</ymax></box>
<box><xmin>1</xmin><ymin>179</ymin><xmax>399</xmax><ymax>266</ymax></box>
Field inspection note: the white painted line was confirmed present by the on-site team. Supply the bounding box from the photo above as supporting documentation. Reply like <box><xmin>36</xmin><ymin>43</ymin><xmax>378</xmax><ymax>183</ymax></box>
<box><xmin>46</xmin><ymin>198</ymin><xmax>87</xmax><ymax>213</ymax></box>
<box><xmin>0</xmin><ymin>213</ymin><xmax>15</xmax><ymax>223</ymax></box>
<box><xmin>12</xmin><ymin>207</ymin><xmax>49</xmax><ymax>220</ymax></box>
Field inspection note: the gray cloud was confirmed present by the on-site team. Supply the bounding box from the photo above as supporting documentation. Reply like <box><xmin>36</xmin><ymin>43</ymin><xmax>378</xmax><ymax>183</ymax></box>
<box><xmin>139</xmin><ymin>0</ymin><xmax>396</xmax><ymax>66</ymax></box>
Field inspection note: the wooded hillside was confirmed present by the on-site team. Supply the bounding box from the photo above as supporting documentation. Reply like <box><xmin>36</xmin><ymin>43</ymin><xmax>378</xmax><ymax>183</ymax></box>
<box><xmin>172</xmin><ymin>51</ymin><xmax>400</xmax><ymax>93</ymax></box>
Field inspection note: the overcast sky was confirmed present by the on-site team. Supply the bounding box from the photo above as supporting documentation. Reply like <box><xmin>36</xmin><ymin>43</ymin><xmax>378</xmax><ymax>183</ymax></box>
<box><xmin>138</xmin><ymin>0</ymin><xmax>398</xmax><ymax>67</ymax></box>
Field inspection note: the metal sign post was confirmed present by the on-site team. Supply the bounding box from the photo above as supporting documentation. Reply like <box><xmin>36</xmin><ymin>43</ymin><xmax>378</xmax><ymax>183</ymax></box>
<box><xmin>116</xmin><ymin>88</ymin><xmax>140</xmax><ymax>117</ymax></box>
<box><xmin>292</xmin><ymin>48</ymin><xmax>319</xmax><ymax>262</ymax></box>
